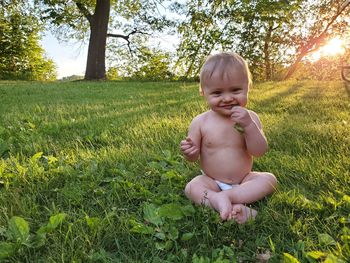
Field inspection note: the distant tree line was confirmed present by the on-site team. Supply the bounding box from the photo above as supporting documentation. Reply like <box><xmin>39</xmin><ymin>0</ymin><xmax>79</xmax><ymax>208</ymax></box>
<box><xmin>1</xmin><ymin>0</ymin><xmax>350</xmax><ymax>81</ymax></box>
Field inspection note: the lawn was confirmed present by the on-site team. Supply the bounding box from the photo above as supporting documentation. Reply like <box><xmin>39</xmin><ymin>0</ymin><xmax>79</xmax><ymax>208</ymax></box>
<box><xmin>0</xmin><ymin>80</ymin><xmax>349</xmax><ymax>262</ymax></box>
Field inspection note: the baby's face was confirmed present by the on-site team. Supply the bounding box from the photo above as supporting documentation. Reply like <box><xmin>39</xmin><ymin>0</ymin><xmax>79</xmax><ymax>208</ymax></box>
<box><xmin>201</xmin><ymin>70</ymin><xmax>249</xmax><ymax>117</ymax></box>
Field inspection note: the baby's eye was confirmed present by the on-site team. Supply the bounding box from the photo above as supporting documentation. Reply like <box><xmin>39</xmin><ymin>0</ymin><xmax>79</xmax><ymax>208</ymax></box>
<box><xmin>231</xmin><ymin>89</ymin><xmax>241</xmax><ymax>94</ymax></box>
<box><xmin>212</xmin><ymin>91</ymin><xmax>221</xmax><ymax>95</ymax></box>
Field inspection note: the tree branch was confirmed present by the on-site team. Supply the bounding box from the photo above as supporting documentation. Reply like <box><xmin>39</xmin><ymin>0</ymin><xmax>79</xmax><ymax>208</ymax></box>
<box><xmin>75</xmin><ymin>1</ymin><xmax>93</xmax><ymax>23</ymax></box>
<box><xmin>284</xmin><ymin>0</ymin><xmax>350</xmax><ymax>80</ymax></box>
<box><xmin>107</xmin><ymin>29</ymin><xmax>150</xmax><ymax>53</ymax></box>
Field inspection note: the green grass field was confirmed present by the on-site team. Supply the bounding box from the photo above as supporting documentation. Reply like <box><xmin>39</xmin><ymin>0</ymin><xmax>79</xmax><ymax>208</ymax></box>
<box><xmin>0</xmin><ymin>80</ymin><xmax>349</xmax><ymax>262</ymax></box>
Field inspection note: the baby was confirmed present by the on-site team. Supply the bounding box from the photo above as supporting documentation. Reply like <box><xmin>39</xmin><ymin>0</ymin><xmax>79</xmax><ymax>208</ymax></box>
<box><xmin>180</xmin><ymin>52</ymin><xmax>277</xmax><ymax>224</ymax></box>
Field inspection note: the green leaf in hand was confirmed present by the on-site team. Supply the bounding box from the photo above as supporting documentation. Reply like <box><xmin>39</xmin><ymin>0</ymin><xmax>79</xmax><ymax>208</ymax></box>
<box><xmin>232</xmin><ymin>105</ymin><xmax>244</xmax><ymax>134</ymax></box>
<box><xmin>233</xmin><ymin>123</ymin><xmax>244</xmax><ymax>134</ymax></box>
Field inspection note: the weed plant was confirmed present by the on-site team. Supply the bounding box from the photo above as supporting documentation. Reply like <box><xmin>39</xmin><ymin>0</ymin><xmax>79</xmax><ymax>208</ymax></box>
<box><xmin>0</xmin><ymin>80</ymin><xmax>349</xmax><ymax>262</ymax></box>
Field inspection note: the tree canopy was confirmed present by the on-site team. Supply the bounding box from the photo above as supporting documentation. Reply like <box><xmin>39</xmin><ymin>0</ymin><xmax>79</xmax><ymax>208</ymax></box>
<box><xmin>175</xmin><ymin>0</ymin><xmax>350</xmax><ymax>81</ymax></box>
<box><xmin>35</xmin><ymin>0</ymin><xmax>173</xmax><ymax>80</ymax></box>
<box><xmin>0</xmin><ymin>1</ymin><xmax>56</xmax><ymax>80</ymax></box>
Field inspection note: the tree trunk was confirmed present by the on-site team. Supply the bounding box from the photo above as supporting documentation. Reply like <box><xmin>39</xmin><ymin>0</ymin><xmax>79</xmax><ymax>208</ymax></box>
<box><xmin>263</xmin><ymin>23</ymin><xmax>273</xmax><ymax>81</ymax></box>
<box><xmin>283</xmin><ymin>52</ymin><xmax>306</xmax><ymax>80</ymax></box>
<box><xmin>84</xmin><ymin>0</ymin><xmax>110</xmax><ymax>80</ymax></box>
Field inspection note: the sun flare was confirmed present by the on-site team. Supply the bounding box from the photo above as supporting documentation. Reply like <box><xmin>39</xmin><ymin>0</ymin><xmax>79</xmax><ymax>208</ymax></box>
<box><xmin>308</xmin><ymin>37</ymin><xmax>345</xmax><ymax>61</ymax></box>
<box><xmin>322</xmin><ymin>38</ymin><xmax>345</xmax><ymax>55</ymax></box>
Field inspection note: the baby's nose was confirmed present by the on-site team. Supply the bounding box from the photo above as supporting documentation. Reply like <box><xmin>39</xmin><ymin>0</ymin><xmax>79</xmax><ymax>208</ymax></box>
<box><xmin>222</xmin><ymin>94</ymin><xmax>233</xmax><ymax>102</ymax></box>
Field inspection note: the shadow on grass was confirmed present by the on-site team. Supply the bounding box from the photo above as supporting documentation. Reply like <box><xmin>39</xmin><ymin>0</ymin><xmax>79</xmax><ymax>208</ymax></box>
<box><xmin>344</xmin><ymin>82</ymin><xmax>350</xmax><ymax>98</ymax></box>
<box><xmin>253</xmin><ymin>82</ymin><xmax>303</xmax><ymax>113</ymax></box>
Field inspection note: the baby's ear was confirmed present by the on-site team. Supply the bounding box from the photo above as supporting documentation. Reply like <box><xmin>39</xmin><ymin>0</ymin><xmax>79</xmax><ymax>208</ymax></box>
<box><xmin>199</xmin><ymin>85</ymin><xmax>204</xmax><ymax>96</ymax></box>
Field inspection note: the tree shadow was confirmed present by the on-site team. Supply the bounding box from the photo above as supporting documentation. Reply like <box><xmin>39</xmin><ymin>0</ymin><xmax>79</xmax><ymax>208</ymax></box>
<box><xmin>252</xmin><ymin>82</ymin><xmax>303</xmax><ymax>114</ymax></box>
<box><xmin>344</xmin><ymin>82</ymin><xmax>350</xmax><ymax>98</ymax></box>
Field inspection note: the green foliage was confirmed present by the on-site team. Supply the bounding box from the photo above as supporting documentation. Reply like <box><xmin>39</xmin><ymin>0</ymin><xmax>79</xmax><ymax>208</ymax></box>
<box><xmin>106</xmin><ymin>67</ymin><xmax>120</xmax><ymax>80</ymax></box>
<box><xmin>0</xmin><ymin>80</ymin><xmax>349</xmax><ymax>261</ymax></box>
<box><xmin>175</xmin><ymin>0</ymin><xmax>350</xmax><ymax>81</ymax></box>
<box><xmin>0</xmin><ymin>214</ymin><xmax>66</xmax><ymax>260</ymax></box>
<box><xmin>175</xmin><ymin>0</ymin><xmax>303</xmax><ymax>80</ymax></box>
<box><xmin>109</xmin><ymin>46</ymin><xmax>175</xmax><ymax>80</ymax></box>
<box><xmin>0</xmin><ymin>3</ymin><xmax>57</xmax><ymax>80</ymax></box>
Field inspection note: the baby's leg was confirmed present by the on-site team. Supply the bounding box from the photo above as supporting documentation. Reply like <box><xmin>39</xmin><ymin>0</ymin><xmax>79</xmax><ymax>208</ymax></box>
<box><xmin>185</xmin><ymin>175</ymin><xmax>233</xmax><ymax>220</ymax></box>
<box><xmin>226</xmin><ymin>172</ymin><xmax>277</xmax><ymax>204</ymax></box>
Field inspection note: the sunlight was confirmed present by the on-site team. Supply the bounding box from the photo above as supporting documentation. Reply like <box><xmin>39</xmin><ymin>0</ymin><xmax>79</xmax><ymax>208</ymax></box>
<box><xmin>308</xmin><ymin>37</ymin><xmax>345</xmax><ymax>61</ymax></box>
<box><xmin>322</xmin><ymin>38</ymin><xmax>345</xmax><ymax>55</ymax></box>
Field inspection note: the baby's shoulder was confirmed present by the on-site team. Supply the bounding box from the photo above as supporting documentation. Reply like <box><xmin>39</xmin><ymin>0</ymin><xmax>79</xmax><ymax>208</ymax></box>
<box><xmin>248</xmin><ymin>110</ymin><xmax>260</xmax><ymax>120</ymax></box>
<box><xmin>192</xmin><ymin>111</ymin><xmax>210</xmax><ymax>123</ymax></box>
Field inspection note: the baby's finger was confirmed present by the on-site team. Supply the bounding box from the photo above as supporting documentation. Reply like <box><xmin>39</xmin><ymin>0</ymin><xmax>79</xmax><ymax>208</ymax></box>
<box><xmin>186</xmin><ymin>137</ymin><xmax>194</xmax><ymax>143</ymax></box>
<box><xmin>181</xmin><ymin>144</ymin><xmax>192</xmax><ymax>151</ymax></box>
<box><xmin>187</xmin><ymin>147</ymin><xmax>198</xmax><ymax>156</ymax></box>
<box><xmin>183</xmin><ymin>146</ymin><xmax>197</xmax><ymax>155</ymax></box>
<box><xmin>180</xmin><ymin>139</ymin><xmax>192</xmax><ymax>146</ymax></box>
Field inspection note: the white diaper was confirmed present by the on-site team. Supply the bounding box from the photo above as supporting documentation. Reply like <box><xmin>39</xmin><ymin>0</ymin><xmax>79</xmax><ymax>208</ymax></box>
<box><xmin>215</xmin><ymin>180</ymin><xmax>238</xmax><ymax>191</ymax></box>
<box><xmin>201</xmin><ymin>170</ymin><xmax>238</xmax><ymax>191</ymax></box>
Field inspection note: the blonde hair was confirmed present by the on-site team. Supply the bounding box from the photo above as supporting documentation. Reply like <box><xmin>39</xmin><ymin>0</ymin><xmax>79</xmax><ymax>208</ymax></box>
<box><xmin>199</xmin><ymin>52</ymin><xmax>252</xmax><ymax>91</ymax></box>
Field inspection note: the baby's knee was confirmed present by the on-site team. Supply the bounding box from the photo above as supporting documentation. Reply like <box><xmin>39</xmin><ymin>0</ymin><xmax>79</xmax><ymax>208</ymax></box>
<box><xmin>184</xmin><ymin>175</ymin><xmax>205</xmax><ymax>197</ymax></box>
<box><xmin>265</xmin><ymin>172</ymin><xmax>278</xmax><ymax>188</ymax></box>
<box><xmin>184</xmin><ymin>181</ymin><xmax>192</xmax><ymax>197</ymax></box>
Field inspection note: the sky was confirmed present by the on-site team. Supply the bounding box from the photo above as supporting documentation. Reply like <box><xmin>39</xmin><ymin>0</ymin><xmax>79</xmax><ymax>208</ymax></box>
<box><xmin>40</xmin><ymin>32</ymin><xmax>87</xmax><ymax>79</ymax></box>
<box><xmin>40</xmin><ymin>31</ymin><xmax>180</xmax><ymax>79</ymax></box>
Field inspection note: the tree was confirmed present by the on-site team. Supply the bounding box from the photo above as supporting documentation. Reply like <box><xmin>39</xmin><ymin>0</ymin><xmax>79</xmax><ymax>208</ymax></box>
<box><xmin>36</xmin><ymin>0</ymin><xmax>172</xmax><ymax>80</ymax></box>
<box><xmin>174</xmin><ymin>0</ymin><xmax>303</xmax><ymax>81</ymax></box>
<box><xmin>284</xmin><ymin>0</ymin><xmax>350</xmax><ymax>79</ymax></box>
<box><xmin>0</xmin><ymin>2</ymin><xmax>56</xmax><ymax>80</ymax></box>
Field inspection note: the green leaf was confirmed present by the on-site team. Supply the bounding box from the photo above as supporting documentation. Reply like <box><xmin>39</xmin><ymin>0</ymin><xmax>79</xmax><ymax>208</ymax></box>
<box><xmin>7</xmin><ymin>216</ymin><xmax>30</xmax><ymax>243</ymax></box>
<box><xmin>31</xmin><ymin>152</ymin><xmax>43</xmax><ymax>161</ymax></box>
<box><xmin>181</xmin><ymin>232</ymin><xmax>194</xmax><ymax>241</ymax></box>
<box><xmin>154</xmin><ymin>232</ymin><xmax>166</xmax><ymax>240</ymax></box>
<box><xmin>37</xmin><ymin>213</ymin><xmax>67</xmax><ymax>235</ymax></box>
<box><xmin>156</xmin><ymin>240</ymin><xmax>173</xmax><ymax>250</ymax></box>
<box><xmin>324</xmin><ymin>254</ymin><xmax>346</xmax><ymax>263</ymax></box>
<box><xmin>85</xmin><ymin>216</ymin><xmax>101</xmax><ymax>230</ymax></box>
<box><xmin>158</xmin><ymin>203</ymin><xmax>183</xmax><ymax>220</ymax></box>
<box><xmin>167</xmin><ymin>226</ymin><xmax>179</xmax><ymax>240</ymax></box>
<box><xmin>129</xmin><ymin>220</ymin><xmax>154</xmax><ymax>235</ymax></box>
<box><xmin>31</xmin><ymin>232</ymin><xmax>47</xmax><ymax>248</ymax></box>
<box><xmin>342</xmin><ymin>194</ymin><xmax>350</xmax><ymax>203</ymax></box>
<box><xmin>306</xmin><ymin>251</ymin><xmax>326</xmax><ymax>259</ymax></box>
<box><xmin>181</xmin><ymin>205</ymin><xmax>195</xmax><ymax>216</ymax></box>
<box><xmin>47</xmin><ymin>213</ymin><xmax>67</xmax><ymax>230</ymax></box>
<box><xmin>233</xmin><ymin>123</ymin><xmax>244</xmax><ymax>133</ymax></box>
<box><xmin>143</xmin><ymin>203</ymin><xmax>163</xmax><ymax>225</ymax></box>
<box><xmin>155</xmin><ymin>241</ymin><xmax>166</xmax><ymax>250</ymax></box>
<box><xmin>0</xmin><ymin>242</ymin><xmax>17</xmax><ymax>260</ymax></box>
<box><xmin>283</xmin><ymin>253</ymin><xmax>300</xmax><ymax>263</ymax></box>
<box><xmin>318</xmin><ymin>233</ymin><xmax>337</xmax><ymax>246</ymax></box>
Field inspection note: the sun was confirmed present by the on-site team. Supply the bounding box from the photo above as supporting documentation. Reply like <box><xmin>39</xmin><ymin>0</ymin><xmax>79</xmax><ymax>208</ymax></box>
<box><xmin>307</xmin><ymin>37</ymin><xmax>345</xmax><ymax>61</ymax></box>
<box><xmin>322</xmin><ymin>38</ymin><xmax>345</xmax><ymax>56</ymax></box>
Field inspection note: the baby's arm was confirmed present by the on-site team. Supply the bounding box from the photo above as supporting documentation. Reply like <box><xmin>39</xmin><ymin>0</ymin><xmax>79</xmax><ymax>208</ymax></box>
<box><xmin>243</xmin><ymin>111</ymin><xmax>268</xmax><ymax>157</ymax></box>
<box><xmin>180</xmin><ymin>116</ymin><xmax>202</xmax><ymax>161</ymax></box>
<box><xmin>231</xmin><ymin>107</ymin><xmax>268</xmax><ymax>157</ymax></box>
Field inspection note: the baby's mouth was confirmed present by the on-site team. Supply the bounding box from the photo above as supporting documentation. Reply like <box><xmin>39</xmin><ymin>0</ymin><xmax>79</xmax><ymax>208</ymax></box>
<box><xmin>221</xmin><ymin>105</ymin><xmax>233</xmax><ymax>109</ymax></box>
<box><xmin>221</xmin><ymin>104</ymin><xmax>239</xmax><ymax>109</ymax></box>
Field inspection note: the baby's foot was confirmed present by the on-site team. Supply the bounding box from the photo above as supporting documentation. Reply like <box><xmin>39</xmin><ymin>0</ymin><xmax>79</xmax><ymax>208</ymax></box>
<box><xmin>231</xmin><ymin>204</ymin><xmax>257</xmax><ymax>224</ymax></box>
<box><xmin>208</xmin><ymin>191</ymin><xmax>233</xmax><ymax>220</ymax></box>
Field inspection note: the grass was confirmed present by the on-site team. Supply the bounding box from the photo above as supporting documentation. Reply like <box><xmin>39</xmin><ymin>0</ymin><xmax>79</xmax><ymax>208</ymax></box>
<box><xmin>0</xmin><ymin>80</ymin><xmax>349</xmax><ymax>262</ymax></box>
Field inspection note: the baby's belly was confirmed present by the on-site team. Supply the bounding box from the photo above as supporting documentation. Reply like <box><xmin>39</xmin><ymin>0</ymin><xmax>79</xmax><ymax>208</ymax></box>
<box><xmin>200</xmin><ymin>149</ymin><xmax>252</xmax><ymax>184</ymax></box>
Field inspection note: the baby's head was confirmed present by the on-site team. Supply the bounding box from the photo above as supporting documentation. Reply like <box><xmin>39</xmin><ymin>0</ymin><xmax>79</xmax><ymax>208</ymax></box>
<box><xmin>199</xmin><ymin>52</ymin><xmax>252</xmax><ymax>95</ymax></box>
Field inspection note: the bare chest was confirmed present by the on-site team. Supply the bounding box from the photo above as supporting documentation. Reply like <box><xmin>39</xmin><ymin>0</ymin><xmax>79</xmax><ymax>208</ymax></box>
<box><xmin>201</xmin><ymin>122</ymin><xmax>246</xmax><ymax>149</ymax></box>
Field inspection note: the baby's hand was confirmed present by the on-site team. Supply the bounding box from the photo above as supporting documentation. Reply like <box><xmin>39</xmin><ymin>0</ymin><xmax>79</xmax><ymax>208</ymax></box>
<box><xmin>231</xmin><ymin>106</ymin><xmax>253</xmax><ymax>128</ymax></box>
<box><xmin>180</xmin><ymin>137</ymin><xmax>199</xmax><ymax>160</ymax></box>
